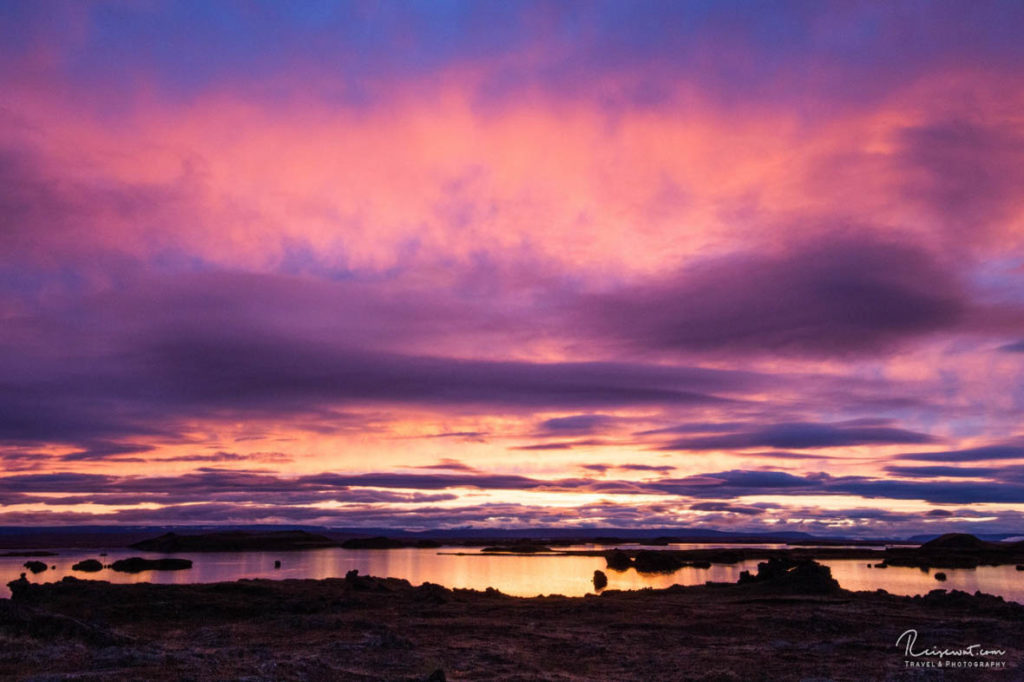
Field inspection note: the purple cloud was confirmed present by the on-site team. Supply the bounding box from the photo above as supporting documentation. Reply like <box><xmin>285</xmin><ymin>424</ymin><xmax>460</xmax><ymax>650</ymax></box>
<box><xmin>658</xmin><ymin>421</ymin><xmax>936</xmax><ymax>451</ymax></box>
<box><xmin>895</xmin><ymin>444</ymin><xmax>1024</xmax><ymax>462</ymax></box>
<box><xmin>580</xmin><ymin>237</ymin><xmax>967</xmax><ymax>356</ymax></box>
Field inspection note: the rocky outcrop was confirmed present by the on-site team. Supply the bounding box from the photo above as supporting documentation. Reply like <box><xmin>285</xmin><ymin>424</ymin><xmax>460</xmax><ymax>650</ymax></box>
<box><xmin>72</xmin><ymin>559</ymin><xmax>103</xmax><ymax>572</ymax></box>
<box><xmin>23</xmin><ymin>561</ymin><xmax>48</xmax><ymax>574</ymax></box>
<box><xmin>0</xmin><ymin>592</ymin><xmax>130</xmax><ymax>646</ymax></box>
<box><xmin>605</xmin><ymin>549</ymin><xmax>632</xmax><ymax>570</ymax></box>
<box><xmin>737</xmin><ymin>558</ymin><xmax>842</xmax><ymax>595</ymax></box>
<box><xmin>592</xmin><ymin>570</ymin><xmax>608</xmax><ymax>590</ymax></box>
<box><xmin>633</xmin><ymin>550</ymin><xmax>685</xmax><ymax>574</ymax></box>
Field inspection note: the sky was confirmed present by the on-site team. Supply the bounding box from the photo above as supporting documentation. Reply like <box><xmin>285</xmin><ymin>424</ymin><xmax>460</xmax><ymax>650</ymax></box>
<box><xmin>2</xmin><ymin>1</ymin><xmax>1024</xmax><ymax>536</ymax></box>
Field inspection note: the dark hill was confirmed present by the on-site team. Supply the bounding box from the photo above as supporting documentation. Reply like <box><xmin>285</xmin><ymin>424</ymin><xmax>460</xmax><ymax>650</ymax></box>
<box><xmin>920</xmin><ymin>533</ymin><xmax>993</xmax><ymax>551</ymax></box>
<box><xmin>884</xmin><ymin>533</ymin><xmax>1024</xmax><ymax>569</ymax></box>
<box><xmin>130</xmin><ymin>530</ymin><xmax>340</xmax><ymax>553</ymax></box>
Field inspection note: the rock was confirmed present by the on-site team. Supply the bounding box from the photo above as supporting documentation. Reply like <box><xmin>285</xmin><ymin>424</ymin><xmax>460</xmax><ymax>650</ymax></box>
<box><xmin>72</xmin><ymin>559</ymin><xmax>103</xmax><ymax>572</ymax></box>
<box><xmin>934</xmin><ymin>572</ymin><xmax>947</xmax><ymax>581</ymax></box>
<box><xmin>110</xmin><ymin>557</ymin><xmax>193</xmax><ymax>573</ymax></box>
<box><xmin>0</xmin><ymin>597</ymin><xmax>131</xmax><ymax>646</ymax></box>
<box><xmin>605</xmin><ymin>550</ymin><xmax>632</xmax><ymax>571</ymax></box>
<box><xmin>593</xmin><ymin>570</ymin><xmax>608</xmax><ymax>590</ymax></box>
<box><xmin>1016</xmin><ymin>565</ymin><xmax>1024</xmax><ymax>571</ymax></box>
<box><xmin>633</xmin><ymin>551</ymin><xmax>684</xmax><ymax>574</ymax></box>
<box><xmin>736</xmin><ymin>558</ymin><xmax>842</xmax><ymax>595</ymax></box>
<box><xmin>7</xmin><ymin>573</ymin><xmax>29</xmax><ymax>598</ymax></box>
<box><xmin>23</xmin><ymin>561</ymin><xmax>47</xmax><ymax>574</ymax></box>
<box><xmin>274</xmin><ymin>560</ymin><xmax>281</xmax><ymax>569</ymax></box>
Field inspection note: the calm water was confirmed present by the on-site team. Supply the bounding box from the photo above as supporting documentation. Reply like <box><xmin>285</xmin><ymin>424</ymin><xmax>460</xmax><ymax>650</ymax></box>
<box><xmin>2</xmin><ymin>547</ymin><xmax>1021</xmax><ymax>602</ymax></box>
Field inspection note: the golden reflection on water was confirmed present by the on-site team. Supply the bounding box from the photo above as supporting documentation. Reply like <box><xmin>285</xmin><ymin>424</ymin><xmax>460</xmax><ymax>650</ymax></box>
<box><xmin>2</xmin><ymin>549</ymin><xmax>1022</xmax><ymax>602</ymax></box>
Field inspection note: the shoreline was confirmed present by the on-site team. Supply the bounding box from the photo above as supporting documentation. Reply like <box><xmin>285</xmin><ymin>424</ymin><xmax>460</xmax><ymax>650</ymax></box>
<box><xmin>3</xmin><ymin>565</ymin><xmax>1022</xmax><ymax>680</ymax></box>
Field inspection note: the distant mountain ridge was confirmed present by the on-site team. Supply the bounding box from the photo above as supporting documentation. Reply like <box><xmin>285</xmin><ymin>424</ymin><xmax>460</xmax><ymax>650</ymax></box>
<box><xmin>0</xmin><ymin>524</ymin><xmax>903</xmax><ymax>550</ymax></box>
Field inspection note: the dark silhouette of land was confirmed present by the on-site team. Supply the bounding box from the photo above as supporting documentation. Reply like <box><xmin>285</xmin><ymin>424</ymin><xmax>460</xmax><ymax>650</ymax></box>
<box><xmin>131</xmin><ymin>529</ymin><xmax>340</xmax><ymax>552</ymax></box>
<box><xmin>2</xmin><ymin>560</ymin><xmax>1020</xmax><ymax>680</ymax></box>
<box><xmin>0</xmin><ymin>524</ymin><xmax>924</xmax><ymax>551</ymax></box>
<box><xmin>109</xmin><ymin>557</ymin><xmax>193</xmax><ymax>573</ymax></box>
<box><xmin>881</xmin><ymin>533</ymin><xmax>1024</xmax><ymax>568</ymax></box>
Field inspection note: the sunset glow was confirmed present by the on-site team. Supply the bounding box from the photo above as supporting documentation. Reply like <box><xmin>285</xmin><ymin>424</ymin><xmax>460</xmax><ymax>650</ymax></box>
<box><xmin>3</xmin><ymin>1</ymin><xmax>1024</xmax><ymax>535</ymax></box>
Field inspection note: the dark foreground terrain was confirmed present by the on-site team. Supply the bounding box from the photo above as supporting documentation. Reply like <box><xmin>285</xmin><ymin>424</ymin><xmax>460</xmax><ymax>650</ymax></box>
<box><xmin>1</xmin><ymin>562</ymin><xmax>1021</xmax><ymax>681</ymax></box>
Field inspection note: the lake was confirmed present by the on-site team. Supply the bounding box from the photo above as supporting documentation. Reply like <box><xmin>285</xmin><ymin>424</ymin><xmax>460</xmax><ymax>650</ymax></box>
<box><xmin>3</xmin><ymin>545</ymin><xmax>1022</xmax><ymax>602</ymax></box>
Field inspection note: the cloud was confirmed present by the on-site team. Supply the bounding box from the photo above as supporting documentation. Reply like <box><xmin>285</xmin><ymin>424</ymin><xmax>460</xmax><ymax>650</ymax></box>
<box><xmin>617</xmin><ymin>464</ymin><xmax>675</xmax><ymax>473</ymax></box>
<box><xmin>414</xmin><ymin>459</ymin><xmax>479</xmax><ymax>472</ymax></box>
<box><xmin>60</xmin><ymin>442</ymin><xmax>156</xmax><ymax>462</ymax></box>
<box><xmin>536</xmin><ymin>414</ymin><xmax>619</xmax><ymax>436</ymax></box>
<box><xmin>690</xmin><ymin>502</ymin><xmax>766</xmax><ymax>516</ymax></box>
<box><xmin>579</xmin><ymin>237</ymin><xmax>967</xmax><ymax>356</ymax></box>
<box><xmin>0</xmin><ymin>282</ymin><xmax>760</xmax><ymax>455</ymax></box>
<box><xmin>895</xmin><ymin>120</ymin><xmax>1024</xmax><ymax>238</ymax></box>
<box><xmin>895</xmin><ymin>444</ymin><xmax>1024</xmax><ymax>462</ymax></box>
<box><xmin>658</xmin><ymin>421</ymin><xmax>936</xmax><ymax>451</ymax></box>
<box><xmin>884</xmin><ymin>465</ymin><xmax>1002</xmax><ymax>478</ymax></box>
<box><xmin>420</xmin><ymin>431</ymin><xmax>489</xmax><ymax>440</ymax></box>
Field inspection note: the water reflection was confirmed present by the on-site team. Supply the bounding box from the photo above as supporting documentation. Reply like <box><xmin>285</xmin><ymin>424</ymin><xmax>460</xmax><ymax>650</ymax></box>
<box><xmin>2</xmin><ymin>548</ymin><xmax>1021</xmax><ymax>602</ymax></box>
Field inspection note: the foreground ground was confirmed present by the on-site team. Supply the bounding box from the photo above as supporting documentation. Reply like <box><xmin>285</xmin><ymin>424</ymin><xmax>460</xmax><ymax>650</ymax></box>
<box><xmin>1</xmin><ymin>568</ymin><xmax>1021</xmax><ymax>681</ymax></box>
